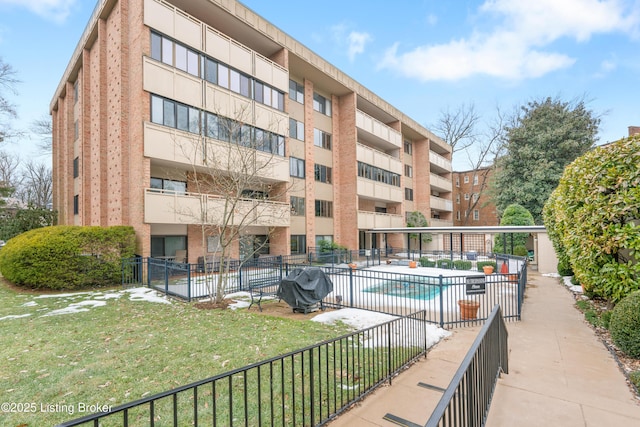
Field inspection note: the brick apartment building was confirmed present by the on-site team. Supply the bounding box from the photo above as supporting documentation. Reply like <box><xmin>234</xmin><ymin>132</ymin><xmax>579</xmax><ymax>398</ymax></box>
<box><xmin>50</xmin><ymin>0</ymin><xmax>453</xmax><ymax>262</ymax></box>
<box><xmin>452</xmin><ymin>167</ymin><xmax>499</xmax><ymax>227</ymax></box>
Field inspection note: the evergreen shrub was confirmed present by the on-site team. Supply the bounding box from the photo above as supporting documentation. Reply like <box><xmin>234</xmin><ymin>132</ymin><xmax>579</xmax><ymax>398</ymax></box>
<box><xmin>0</xmin><ymin>225</ymin><xmax>136</xmax><ymax>290</ymax></box>
<box><xmin>610</xmin><ymin>291</ymin><xmax>640</xmax><ymax>358</ymax></box>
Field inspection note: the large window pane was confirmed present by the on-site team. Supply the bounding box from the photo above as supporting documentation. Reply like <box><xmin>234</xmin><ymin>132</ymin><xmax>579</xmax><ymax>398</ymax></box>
<box><xmin>151</xmin><ymin>95</ymin><xmax>163</xmax><ymax>124</ymax></box>
<box><xmin>176</xmin><ymin>104</ymin><xmax>189</xmax><ymax>131</ymax></box>
<box><xmin>254</xmin><ymin>81</ymin><xmax>264</xmax><ymax>103</ymax></box>
<box><xmin>230</xmin><ymin>69</ymin><xmax>240</xmax><ymax>93</ymax></box>
<box><xmin>163</xmin><ymin>100</ymin><xmax>175</xmax><ymax>127</ymax></box>
<box><xmin>175</xmin><ymin>44</ymin><xmax>187</xmax><ymax>71</ymax></box>
<box><xmin>151</xmin><ymin>33</ymin><xmax>162</xmax><ymax>61</ymax></box>
<box><xmin>189</xmin><ymin>107</ymin><xmax>200</xmax><ymax>134</ymax></box>
<box><xmin>206</xmin><ymin>113</ymin><xmax>218</xmax><ymax>139</ymax></box>
<box><xmin>218</xmin><ymin>63</ymin><xmax>229</xmax><ymax>88</ymax></box>
<box><xmin>187</xmin><ymin>49</ymin><xmax>199</xmax><ymax>76</ymax></box>
<box><xmin>240</xmin><ymin>74</ymin><xmax>251</xmax><ymax>97</ymax></box>
<box><xmin>161</xmin><ymin>37</ymin><xmax>173</xmax><ymax>65</ymax></box>
<box><xmin>205</xmin><ymin>58</ymin><xmax>217</xmax><ymax>83</ymax></box>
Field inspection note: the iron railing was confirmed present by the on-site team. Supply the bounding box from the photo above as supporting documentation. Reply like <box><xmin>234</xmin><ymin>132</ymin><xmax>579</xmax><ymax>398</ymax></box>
<box><xmin>56</xmin><ymin>311</ymin><xmax>431</xmax><ymax>427</ymax></box>
<box><xmin>425</xmin><ymin>304</ymin><xmax>509</xmax><ymax>427</ymax></box>
<box><xmin>122</xmin><ymin>254</ymin><xmax>527</xmax><ymax>327</ymax></box>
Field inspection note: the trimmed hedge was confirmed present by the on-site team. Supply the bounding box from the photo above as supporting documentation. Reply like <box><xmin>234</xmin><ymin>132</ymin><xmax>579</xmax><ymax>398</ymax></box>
<box><xmin>543</xmin><ymin>136</ymin><xmax>640</xmax><ymax>302</ymax></box>
<box><xmin>0</xmin><ymin>225</ymin><xmax>136</xmax><ymax>290</ymax></box>
<box><xmin>494</xmin><ymin>204</ymin><xmax>535</xmax><ymax>254</ymax></box>
<box><xmin>419</xmin><ymin>257</ymin><xmax>436</xmax><ymax>267</ymax></box>
<box><xmin>453</xmin><ymin>260</ymin><xmax>472</xmax><ymax>270</ymax></box>
<box><xmin>436</xmin><ymin>259</ymin><xmax>453</xmax><ymax>269</ymax></box>
<box><xmin>610</xmin><ymin>290</ymin><xmax>640</xmax><ymax>358</ymax></box>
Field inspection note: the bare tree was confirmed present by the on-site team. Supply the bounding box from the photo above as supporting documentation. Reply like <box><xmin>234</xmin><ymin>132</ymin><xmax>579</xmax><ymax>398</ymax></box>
<box><xmin>0</xmin><ymin>149</ymin><xmax>22</xmax><ymax>194</ymax></box>
<box><xmin>30</xmin><ymin>115</ymin><xmax>52</xmax><ymax>153</ymax></box>
<box><xmin>458</xmin><ymin>108</ymin><xmax>508</xmax><ymax>225</ymax></box>
<box><xmin>167</xmin><ymin>103</ymin><xmax>291</xmax><ymax>303</ymax></box>
<box><xmin>17</xmin><ymin>161</ymin><xmax>52</xmax><ymax>208</ymax></box>
<box><xmin>0</xmin><ymin>57</ymin><xmax>20</xmax><ymax>143</ymax></box>
<box><xmin>432</xmin><ymin>103</ymin><xmax>480</xmax><ymax>154</ymax></box>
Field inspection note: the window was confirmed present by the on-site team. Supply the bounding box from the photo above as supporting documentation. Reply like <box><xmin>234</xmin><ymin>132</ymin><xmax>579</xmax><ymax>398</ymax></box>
<box><xmin>472</xmin><ymin>193</ymin><xmax>479</xmax><ymax>202</ymax></box>
<box><xmin>404</xmin><ymin>165</ymin><xmax>413</xmax><ymax>178</ymax></box>
<box><xmin>289</xmin><ymin>80</ymin><xmax>304</xmax><ymax>104</ymax></box>
<box><xmin>404</xmin><ymin>140</ymin><xmax>413</xmax><ymax>155</ymax></box>
<box><xmin>313</xmin><ymin>128</ymin><xmax>332</xmax><ymax>150</ymax></box>
<box><xmin>74</xmin><ymin>120</ymin><xmax>79</xmax><ymax>140</ymax></box>
<box><xmin>456</xmin><ymin>211</ymin><xmax>461</xmax><ymax>221</ymax></box>
<box><xmin>357</xmin><ymin>162</ymin><xmax>400</xmax><ymax>187</ymax></box>
<box><xmin>405</xmin><ymin>188</ymin><xmax>414</xmax><ymax>201</ymax></box>
<box><xmin>290</xmin><ymin>196</ymin><xmax>305</xmax><ymax>216</ymax></box>
<box><xmin>314</xmin><ymin>164</ymin><xmax>332</xmax><ymax>184</ymax></box>
<box><xmin>150</xmin><ymin>177</ymin><xmax>187</xmax><ymax>193</ymax></box>
<box><xmin>73</xmin><ymin>195</ymin><xmax>79</xmax><ymax>215</ymax></box>
<box><xmin>456</xmin><ymin>194</ymin><xmax>460</xmax><ymax>204</ymax></box>
<box><xmin>151</xmin><ymin>95</ymin><xmax>284</xmax><ymax>156</ymax></box>
<box><xmin>151</xmin><ymin>236</ymin><xmax>187</xmax><ymax>258</ymax></box>
<box><xmin>290</xmin><ymin>157</ymin><xmax>305</xmax><ymax>178</ymax></box>
<box><xmin>73</xmin><ymin>157</ymin><xmax>79</xmax><ymax>178</ymax></box>
<box><xmin>473</xmin><ymin>210</ymin><xmax>480</xmax><ymax>221</ymax></box>
<box><xmin>315</xmin><ymin>200</ymin><xmax>333</xmax><ymax>217</ymax></box>
<box><xmin>455</xmin><ymin>176</ymin><xmax>460</xmax><ymax>187</ymax></box>
<box><xmin>464</xmin><ymin>193</ymin><xmax>470</xmax><ymax>200</ymax></box>
<box><xmin>464</xmin><ymin>175</ymin><xmax>469</xmax><ymax>183</ymax></box>
<box><xmin>291</xmin><ymin>235</ymin><xmax>306</xmax><ymax>254</ymax></box>
<box><xmin>73</xmin><ymin>80</ymin><xmax>79</xmax><ymax>103</ymax></box>
<box><xmin>315</xmin><ymin>235</ymin><xmax>333</xmax><ymax>246</ymax></box>
<box><xmin>473</xmin><ymin>175</ymin><xmax>479</xmax><ymax>185</ymax></box>
<box><xmin>289</xmin><ymin>118</ymin><xmax>304</xmax><ymax>141</ymax></box>
<box><xmin>242</xmin><ymin>189</ymin><xmax>269</xmax><ymax>199</ymax></box>
<box><xmin>313</xmin><ymin>93</ymin><xmax>331</xmax><ymax>116</ymax></box>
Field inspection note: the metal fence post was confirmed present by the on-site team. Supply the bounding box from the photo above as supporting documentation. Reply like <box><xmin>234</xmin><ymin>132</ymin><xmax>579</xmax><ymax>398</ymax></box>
<box><xmin>349</xmin><ymin>267</ymin><xmax>354</xmax><ymax>308</ymax></box>
<box><xmin>439</xmin><ymin>275</ymin><xmax>445</xmax><ymax>328</ymax></box>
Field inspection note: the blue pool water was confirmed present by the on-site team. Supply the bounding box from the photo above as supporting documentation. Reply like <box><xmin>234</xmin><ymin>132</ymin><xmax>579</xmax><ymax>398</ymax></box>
<box><xmin>364</xmin><ymin>275</ymin><xmax>450</xmax><ymax>301</ymax></box>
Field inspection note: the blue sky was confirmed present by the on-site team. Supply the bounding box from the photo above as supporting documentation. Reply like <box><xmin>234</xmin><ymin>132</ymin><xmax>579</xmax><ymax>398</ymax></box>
<box><xmin>1</xmin><ymin>0</ymin><xmax>639</xmax><ymax>169</ymax></box>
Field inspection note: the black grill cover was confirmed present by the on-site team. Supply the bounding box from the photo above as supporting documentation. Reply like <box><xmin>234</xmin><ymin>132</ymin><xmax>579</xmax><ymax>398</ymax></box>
<box><xmin>277</xmin><ymin>267</ymin><xmax>334</xmax><ymax>310</ymax></box>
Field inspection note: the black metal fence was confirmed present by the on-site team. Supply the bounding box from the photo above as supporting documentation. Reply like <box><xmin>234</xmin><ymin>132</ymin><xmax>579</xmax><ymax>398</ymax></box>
<box><xmin>56</xmin><ymin>311</ymin><xmax>432</xmax><ymax>427</ymax></box>
<box><xmin>124</xmin><ymin>254</ymin><xmax>527</xmax><ymax>328</ymax></box>
<box><xmin>425</xmin><ymin>304</ymin><xmax>509</xmax><ymax>427</ymax></box>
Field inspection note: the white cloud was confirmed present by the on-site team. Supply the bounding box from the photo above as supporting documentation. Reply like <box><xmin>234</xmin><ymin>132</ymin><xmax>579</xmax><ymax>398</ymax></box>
<box><xmin>379</xmin><ymin>0</ymin><xmax>640</xmax><ymax>81</ymax></box>
<box><xmin>0</xmin><ymin>0</ymin><xmax>76</xmax><ymax>24</ymax></box>
<box><xmin>347</xmin><ymin>31</ymin><xmax>372</xmax><ymax>62</ymax></box>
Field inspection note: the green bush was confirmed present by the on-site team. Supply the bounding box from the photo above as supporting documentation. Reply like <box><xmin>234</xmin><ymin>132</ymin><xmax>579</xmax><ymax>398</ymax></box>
<box><xmin>494</xmin><ymin>204</ymin><xmax>535</xmax><ymax>254</ymax></box>
<box><xmin>437</xmin><ymin>259</ymin><xmax>453</xmax><ymax>269</ymax></box>
<box><xmin>453</xmin><ymin>260</ymin><xmax>472</xmax><ymax>270</ymax></box>
<box><xmin>419</xmin><ymin>257</ymin><xmax>435</xmax><ymax>267</ymax></box>
<box><xmin>477</xmin><ymin>261</ymin><xmax>497</xmax><ymax>272</ymax></box>
<box><xmin>0</xmin><ymin>225</ymin><xmax>136</xmax><ymax>290</ymax></box>
<box><xmin>543</xmin><ymin>135</ymin><xmax>640</xmax><ymax>302</ymax></box>
<box><xmin>610</xmin><ymin>291</ymin><xmax>640</xmax><ymax>358</ymax></box>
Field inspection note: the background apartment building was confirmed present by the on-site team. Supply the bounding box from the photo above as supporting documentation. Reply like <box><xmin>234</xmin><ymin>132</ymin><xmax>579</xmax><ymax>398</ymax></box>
<box><xmin>50</xmin><ymin>0</ymin><xmax>452</xmax><ymax>262</ymax></box>
<box><xmin>452</xmin><ymin>167</ymin><xmax>499</xmax><ymax>227</ymax></box>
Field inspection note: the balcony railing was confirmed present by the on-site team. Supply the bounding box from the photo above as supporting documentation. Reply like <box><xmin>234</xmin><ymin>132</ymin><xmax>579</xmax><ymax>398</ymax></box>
<box><xmin>431</xmin><ymin>195</ymin><xmax>453</xmax><ymax>212</ymax></box>
<box><xmin>356</xmin><ymin>143</ymin><xmax>402</xmax><ymax>175</ymax></box>
<box><xmin>357</xmin><ymin>210</ymin><xmax>404</xmax><ymax>229</ymax></box>
<box><xmin>356</xmin><ymin>110</ymin><xmax>402</xmax><ymax>149</ymax></box>
<box><xmin>144</xmin><ymin>189</ymin><xmax>290</xmax><ymax>227</ymax></box>
<box><xmin>356</xmin><ymin>178</ymin><xmax>403</xmax><ymax>203</ymax></box>
<box><xmin>430</xmin><ymin>150</ymin><xmax>452</xmax><ymax>172</ymax></box>
<box><xmin>430</xmin><ymin>173</ymin><xmax>453</xmax><ymax>193</ymax></box>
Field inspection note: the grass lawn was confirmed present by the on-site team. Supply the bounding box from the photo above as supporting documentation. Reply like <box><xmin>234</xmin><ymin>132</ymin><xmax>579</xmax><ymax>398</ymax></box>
<box><xmin>0</xmin><ymin>279</ymin><xmax>349</xmax><ymax>426</ymax></box>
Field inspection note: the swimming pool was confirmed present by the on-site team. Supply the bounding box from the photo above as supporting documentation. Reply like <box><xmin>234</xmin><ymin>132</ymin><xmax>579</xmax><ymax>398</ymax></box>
<box><xmin>363</xmin><ymin>275</ymin><xmax>450</xmax><ymax>301</ymax></box>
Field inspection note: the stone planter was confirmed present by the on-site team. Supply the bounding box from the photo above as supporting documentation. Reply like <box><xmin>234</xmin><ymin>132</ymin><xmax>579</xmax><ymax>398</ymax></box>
<box><xmin>458</xmin><ymin>299</ymin><xmax>480</xmax><ymax>320</ymax></box>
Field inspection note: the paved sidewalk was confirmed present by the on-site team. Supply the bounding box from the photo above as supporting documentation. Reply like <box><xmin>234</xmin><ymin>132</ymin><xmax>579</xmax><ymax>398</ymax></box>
<box><xmin>329</xmin><ymin>271</ymin><xmax>640</xmax><ymax>426</ymax></box>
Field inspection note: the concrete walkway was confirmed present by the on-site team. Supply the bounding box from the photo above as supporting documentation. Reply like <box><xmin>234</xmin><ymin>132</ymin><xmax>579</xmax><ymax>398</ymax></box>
<box><xmin>328</xmin><ymin>271</ymin><xmax>640</xmax><ymax>426</ymax></box>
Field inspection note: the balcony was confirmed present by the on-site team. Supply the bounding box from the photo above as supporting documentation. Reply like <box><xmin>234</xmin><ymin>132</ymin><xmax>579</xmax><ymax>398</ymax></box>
<box><xmin>430</xmin><ymin>218</ymin><xmax>454</xmax><ymax>227</ymax></box>
<box><xmin>430</xmin><ymin>173</ymin><xmax>453</xmax><ymax>193</ymax></box>
<box><xmin>144</xmin><ymin>122</ymin><xmax>290</xmax><ymax>183</ymax></box>
<box><xmin>356</xmin><ymin>143</ymin><xmax>402</xmax><ymax>175</ymax></box>
<box><xmin>357</xmin><ymin>178</ymin><xmax>403</xmax><ymax>203</ymax></box>
<box><xmin>430</xmin><ymin>195</ymin><xmax>453</xmax><ymax>212</ymax></box>
<box><xmin>430</xmin><ymin>151</ymin><xmax>452</xmax><ymax>174</ymax></box>
<box><xmin>357</xmin><ymin>211</ymin><xmax>404</xmax><ymax>229</ymax></box>
<box><xmin>144</xmin><ymin>189</ymin><xmax>290</xmax><ymax>227</ymax></box>
<box><xmin>356</xmin><ymin>110</ymin><xmax>402</xmax><ymax>151</ymax></box>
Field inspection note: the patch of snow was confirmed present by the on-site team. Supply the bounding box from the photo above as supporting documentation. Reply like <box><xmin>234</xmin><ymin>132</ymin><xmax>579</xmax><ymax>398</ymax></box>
<box><xmin>312</xmin><ymin>308</ymin><xmax>451</xmax><ymax>349</ymax></box>
<box><xmin>42</xmin><ymin>300</ymin><xmax>107</xmax><ymax>317</ymax></box>
<box><xmin>21</xmin><ymin>301</ymin><xmax>38</xmax><ymax>307</ymax></box>
<box><xmin>542</xmin><ymin>272</ymin><xmax>561</xmax><ymax>278</ymax></box>
<box><xmin>561</xmin><ymin>276</ymin><xmax>582</xmax><ymax>293</ymax></box>
<box><xmin>125</xmin><ymin>288</ymin><xmax>171</xmax><ymax>304</ymax></box>
<box><xmin>93</xmin><ymin>293</ymin><xmax>123</xmax><ymax>300</ymax></box>
<box><xmin>0</xmin><ymin>313</ymin><xmax>32</xmax><ymax>321</ymax></box>
<box><xmin>229</xmin><ymin>300</ymin><xmax>250</xmax><ymax>310</ymax></box>
<box><xmin>226</xmin><ymin>291</ymin><xmax>251</xmax><ymax>299</ymax></box>
<box><xmin>35</xmin><ymin>291</ymin><xmax>95</xmax><ymax>299</ymax></box>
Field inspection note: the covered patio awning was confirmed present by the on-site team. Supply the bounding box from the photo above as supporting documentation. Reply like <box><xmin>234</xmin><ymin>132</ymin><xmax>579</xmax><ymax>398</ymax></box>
<box><xmin>367</xmin><ymin>225</ymin><xmax>546</xmax><ymax>235</ymax></box>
